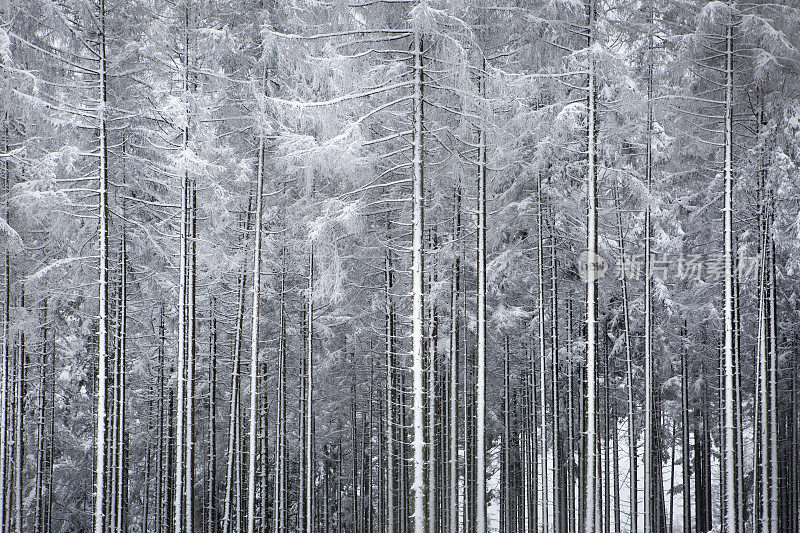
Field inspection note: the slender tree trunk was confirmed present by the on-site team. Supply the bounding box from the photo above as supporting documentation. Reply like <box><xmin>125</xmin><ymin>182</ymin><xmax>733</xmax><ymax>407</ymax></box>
<box><xmin>722</xmin><ymin>10</ymin><xmax>737</xmax><ymax>533</ymax></box>
<box><xmin>681</xmin><ymin>324</ymin><xmax>691</xmax><ymax>533</ymax></box>
<box><xmin>551</xmin><ymin>212</ymin><xmax>561</xmax><ymax>533</ymax></box>
<box><xmin>94</xmin><ymin>1</ymin><xmax>111</xmax><ymax>528</ymax></box>
<box><xmin>448</xmin><ymin>187</ymin><xmax>460</xmax><ymax>533</ymax></box>
<box><xmin>583</xmin><ymin>0</ymin><xmax>598</xmax><ymax>525</ymax></box>
<box><xmin>116</xmin><ymin>229</ymin><xmax>127</xmax><ymax>533</ymax></box>
<box><xmin>174</xmin><ymin>10</ymin><xmax>191</xmax><ymax>524</ymax></box>
<box><xmin>246</xmin><ymin>75</ymin><xmax>267</xmax><ymax>533</ymax></box>
<box><xmin>157</xmin><ymin>308</ymin><xmax>166</xmax><ymax>533</ymax></box>
<box><xmin>502</xmin><ymin>337</ymin><xmax>512</xmax><ymax>533</ymax></box>
<box><xmin>537</xmin><ymin>169</ymin><xmax>549</xmax><ymax>533</ymax></box>
<box><xmin>208</xmin><ymin>299</ymin><xmax>217</xmax><ymax>533</ymax></box>
<box><xmin>767</xmin><ymin>210</ymin><xmax>778</xmax><ymax>533</ymax></box>
<box><xmin>305</xmin><ymin>246</ymin><xmax>314</xmax><ymax>533</ymax></box>
<box><xmin>385</xmin><ymin>243</ymin><xmax>396</xmax><ymax>533</ymax></box>
<box><xmin>644</xmin><ymin>15</ymin><xmax>654</xmax><ymax>532</ymax></box>
<box><xmin>273</xmin><ymin>249</ymin><xmax>287</xmax><ymax>533</ymax></box>
<box><xmin>475</xmin><ymin>56</ymin><xmax>488</xmax><ymax>533</ymax></box>
<box><xmin>427</xmin><ymin>229</ymin><xmax>438</xmax><ymax>533</ymax></box>
<box><xmin>0</xmin><ymin>112</ymin><xmax>11</xmax><ymax>533</ymax></box>
<box><xmin>612</xmin><ymin>182</ymin><xmax>637</xmax><ymax>533</ymax></box>
<box><xmin>410</xmin><ymin>28</ymin><xmax>427</xmax><ymax>533</ymax></box>
<box><xmin>222</xmin><ymin>202</ymin><xmax>251</xmax><ymax>533</ymax></box>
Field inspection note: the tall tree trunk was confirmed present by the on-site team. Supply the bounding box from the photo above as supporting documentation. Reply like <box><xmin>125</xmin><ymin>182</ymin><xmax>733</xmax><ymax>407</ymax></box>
<box><xmin>721</xmin><ymin>9</ymin><xmax>737</xmax><ymax>533</ymax></box>
<box><xmin>767</xmin><ymin>209</ymin><xmax>778</xmax><ymax>533</ymax></box>
<box><xmin>222</xmin><ymin>199</ymin><xmax>251</xmax><ymax>533</ymax></box>
<box><xmin>448</xmin><ymin>186</ymin><xmax>460</xmax><ymax>533</ymax></box>
<box><xmin>502</xmin><ymin>337</ymin><xmax>511</xmax><ymax>533</ymax></box>
<box><xmin>681</xmin><ymin>324</ymin><xmax>691</xmax><ymax>533</ymax></box>
<box><xmin>208</xmin><ymin>299</ymin><xmax>217</xmax><ymax>533</ymax></box>
<box><xmin>0</xmin><ymin>110</ymin><xmax>11</xmax><ymax>533</ymax></box>
<box><xmin>583</xmin><ymin>0</ymin><xmax>598</xmax><ymax>528</ymax></box>
<box><xmin>612</xmin><ymin>182</ymin><xmax>637</xmax><ymax>533</ymax></box>
<box><xmin>550</xmin><ymin>211</ymin><xmax>561</xmax><ymax>533</ymax></box>
<box><xmin>157</xmin><ymin>308</ymin><xmax>166</xmax><ymax>533</ymax></box>
<box><xmin>94</xmin><ymin>0</ymin><xmax>111</xmax><ymax>528</ymax></box>
<box><xmin>273</xmin><ymin>247</ymin><xmax>287</xmax><ymax>533</ymax></box>
<box><xmin>475</xmin><ymin>56</ymin><xmax>488</xmax><ymax>533</ymax></box>
<box><xmin>305</xmin><ymin>245</ymin><xmax>314</xmax><ymax>533</ymax></box>
<box><xmin>643</xmin><ymin>12</ymin><xmax>654</xmax><ymax>532</ymax></box>
<box><xmin>427</xmin><ymin>229</ymin><xmax>438</xmax><ymax>533</ymax></box>
<box><xmin>116</xmin><ymin>228</ymin><xmax>128</xmax><ymax>533</ymax></box>
<box><xmin>536</xmin><ymin>169</ymin><xmax>549</xmax><ymax>533</ymax></box>
<box><xmin>246</xmin><ymin>73</ymin><xmax>267</xmax><ymax>533</ymax></box>
<box><xmin>410</xmin><ymin>28</ymin><xmax>426</xmax><ymax>533</ymax></box>
<box><xmin>174</xmin><ymin>2</ymin><xmax>192</xmax><ymax>522</ymax></box>
<box><xmin>385</xmin><ymin>243</ymin><xmax>396</xmax><ymax>533</ymax></box>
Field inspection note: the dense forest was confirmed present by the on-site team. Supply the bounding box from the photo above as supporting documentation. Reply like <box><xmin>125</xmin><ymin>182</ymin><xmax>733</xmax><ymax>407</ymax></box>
<box><xmin>1</xmin><ymin>0</ymin><xmax>799</xmax><ymax>532</ymax></box>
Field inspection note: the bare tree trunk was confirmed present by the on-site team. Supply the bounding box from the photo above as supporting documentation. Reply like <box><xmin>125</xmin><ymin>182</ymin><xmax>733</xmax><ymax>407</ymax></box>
<box><xmin>410</xmin><ymin>27</ymin><xmax>427</xmax><ymax>533</ymax></box>
<box><xmin>115</xmin><ymin>228</ymin><xmax>128</xmax><ymax>533</ymax></box>
<box><xmin>94</xmin><ymin>1</ymin><xmax>111</xmax><ymax>528</ymax></box>
<box><xmin>222</xmin><ymin>199</ymin><xmax>251</xmax><ymax>533</ymax></box>
<box><xmin>583</xmin><ymin>0</ymin><xmax>598</xmax><ymax>529</ymax></box>
<box><xmin>0</xmin><ymin>111</ymin><xmax>11</xmax><ymax>533</ymax></box>
<box><xmin>385</xmin><ymin>243</ymin><xmax>396</xmax><ymax>533</ymax></box>
<box><xmin>475</xmin><ymin>56</ymin><xmax>488</xmax><ymax>533</ymax></box>
<box><xmin>246</xmin><ymin>76</ymin><xmax>267</xmax><ymax>533</ymax></box>
<box><xmin>721</xmin><ymin>10</ymin><xmax>737</xmax><ymax>533</ymax></box>
<box><xmin>305</xmin><ymin>246</ymin><xmax>314</xmax><ymax>533</ymax></box>
<box><xmin>208</xmin><ymin>299</ymin><xmax>217</xmax><ymax>533</ymax></box>
<box><xmin>612</xmin><ymin>182</ymin><xmax>637</xmax><ymax>533</ymax></box>
<box><xmin>681</xmin><ymin>324</ymin><xmax>691</xmax><ymax>533</ymax></box>
<box><xmin>537</xmin><ymin>169</ymin><xmax>549</xmax><ymax>533</ymax></box>
<box><xmin>449</xmin><ymin>186</ymin><xmax>460</xmax><ymax>533</ymax></box>
<box><xmin>273</xmin><ymin>248</ymin><xmax>287</xmax><ymax>533</ymax></box>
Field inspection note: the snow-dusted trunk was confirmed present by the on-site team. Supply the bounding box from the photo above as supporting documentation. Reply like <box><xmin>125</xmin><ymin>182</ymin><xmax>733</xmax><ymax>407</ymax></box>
<box><xmin>567</xmin><ymin>301</ymin><xmax>576</xmax><ymax>533</ymax></box>
<box><xmin>502</xmin><ymin>337</ymin><xmax>511</xmax><ymax>533</ymax></box>
<box><xmin>475</xmin><ymin>58</ymin><xmax>488</xmax><ymax>533</ymax></box>
<box><xmin>448</xmin><ymin>187</ymin><xmax>460</xmax><ymax>533</ymax></box>
<box><xmin>207</xmin><ymin>299</ymin><xmax>217</xmax><ymax>533</ymax></box>
<box><xmin>582</xmin><ymin>0</ymin><xmax>598</xmax><ymax>530</ymax></box>
<box><xmin>174</xmin><ymin>129</ymin><xmax>189</xmax><ymax>533</ymax></box>
<box><xmin>385</xmin><ymin>245</ymin><xmax>396</xmax><ymax>533</ymax></box>
<box><xmin>222</xmin><ymin>203</ymin><xmax>250</xmax><ymax>533</ymax></box>
<box><xmin>156</xmin><ymin>309</ymin><xmax>166</xmax><ymax>533</ymax></box>
<box><xmin>116</xmin><ymin>230</ymin><xmax>128</xmax><ymax>533</ymax></box>
<box><xmin>767</xmin><ymin>215</ymin><xmax>778</xmax><ymax>533</ymax></box>
<box><xmin>722</xmin><ymin>13</ymin><xmax>737</xmax><ymax>533</ymax></box>
<box><xmin>733</xmin><ymin>247</ymin><xmax>744</xmax><ymax>531</ymax></box>
<box><xmin>246</xmin><ymin>111</ymin><xmax>266</xmax><ymax>533</ymax></box>
<box><xmin>613</xmin><ymin>184</ymin><xmax>637</xmax><ymax>533</ymax></box>
<box><xmin>537</xmin><ymin>170</ymin><xmax>549</xmax><ymax>533</ymax></box>
<box><xmin>94</xmin><ymin>0</ymin><xmax>111</xmax><ymax>529</ymax></box>
<box><xmin>304</xmin><ymin>246</ymin><xmax>314</xmax><ymax>533</ymax></box>
<box><xmin>273</xmin><ymin>248</ymin><xmax>287</xmax><ymax>533</ymax></box>
<box><xmin>643</xmin><ymin>17</ymin><xmax>654</xmax><ymax>533</ymax></box>
<box><xmin>13</xmin><ymin>301</ymin><xmax>22</xmax><ymax>533</ymax></box>
<box><xmin>173</xmin><ymin>2</ymin><xmax>193</xmax><ymax>525</ymax></box>
<box><xmin>186</xmin><ymin>156</ymin><xmax>197</xmax><ymax>533</ymax></box>
<box><xmin>1</xmin><ymin>119</ymin><xmax>11</xmax><ymax>533</ymax></box>
<box><xmin>681</xmin><ymin>325</ymin><xmax>691</xmax><ymax>533</ymax></box>
<box><xmin>35</xmin><ymin>314</ymin><xmax>46</xmax><ymax>533</ymax></box>
<box><xmin>427</xmin><ymin>229</ymin><xmax>438</xmax><ymax>533</ymax></box>
<box><xmin>757</xmin><ymin>243</ymin><xmax>768</xmax><ymax>533</ymax></box>
<box><xmin>550</xmin><ymin>212</ymin><xmax>561</xmax><ymax>533</ymax></box>
<box><xmin>410</xmin><ymin>28</ymin><xmax>426</xmax><ymax>533</ymax></box>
